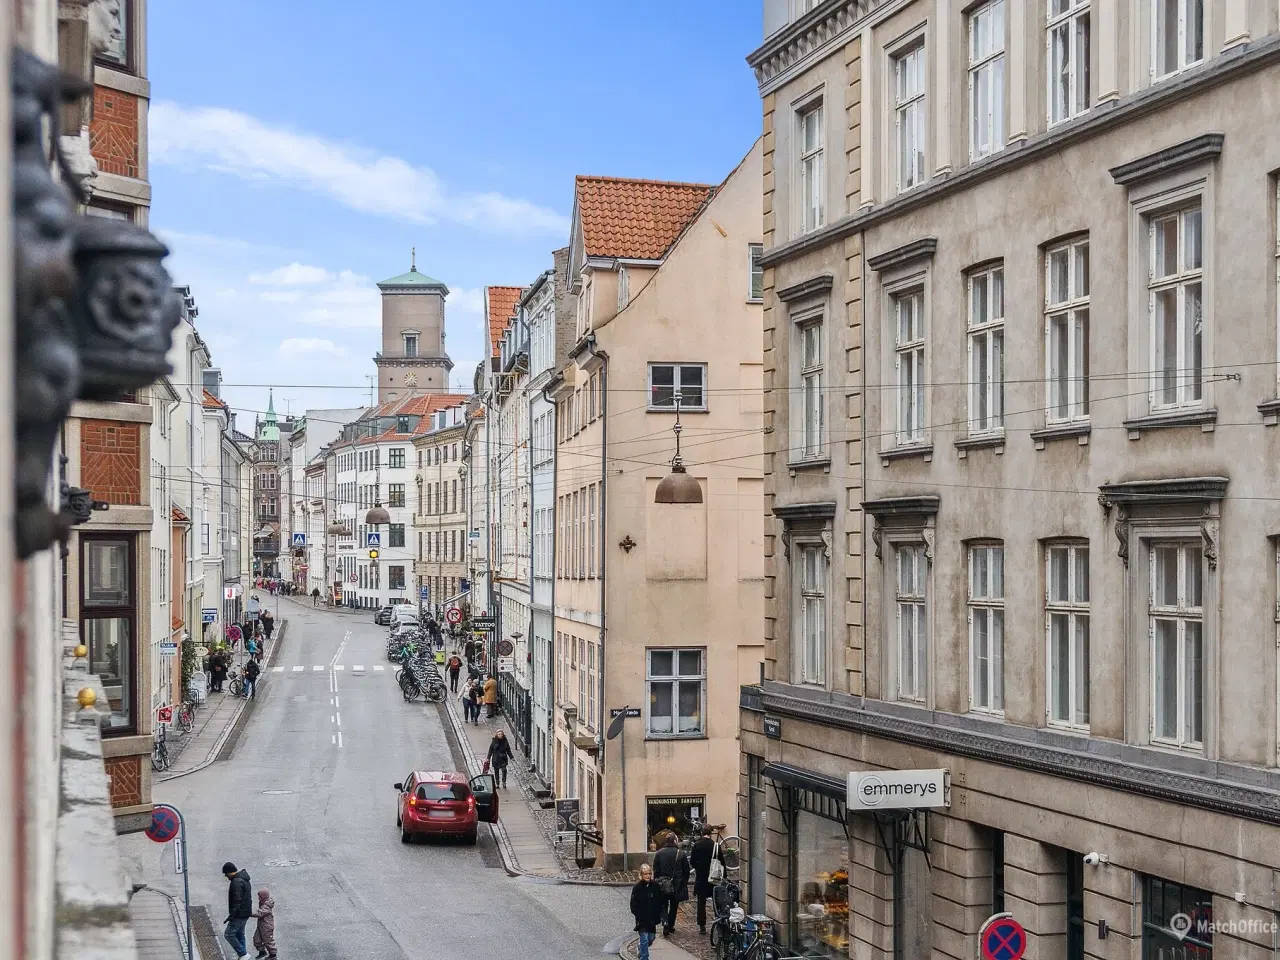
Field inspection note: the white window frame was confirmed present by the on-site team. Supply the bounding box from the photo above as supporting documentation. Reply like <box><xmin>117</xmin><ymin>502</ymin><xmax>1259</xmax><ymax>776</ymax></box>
<box><xmin>647</xmin><ymin>362</ymin><xmax>708</xmax><ymax>412</ymax></box>
<box><xmin>894</xmin><ymin>289</ymin><xmax>927</xmax><ymax>443</ymax></box>
<box><xmin>1045</xmin><ymin>239</ymin><xmax>1091</xmax><ymax>422</ymax></box>
<box><xmin>645</xmin><ymin>647</ymin><xmax>706</xmax><ymax>738</ymax></box>
<box><xmin>967</xmin><ymin>265</ymin><xmax>1005</xmax><ymax>434</ymax></box>
<box><xmin>748</xmin><ymin>243</ymin><xmax>765</xmax><ymax>302</ymax></box>
<box><xmin>1151</xmin><ymin>0</ymin><xmax>1204</xmax><ymax>81</ymax></box>
<box><xmin>1148</xmin><ymin>205</ymin><xmax>1204</xmax><ymax>410</ymax></box>
<box><xmin>795</xmin><ymin>541</ymin><xmax>828</xmax><ymax>686</ymax></box>
<box><xmin>1045</xmin><ymin>542</ymin><xmax>1090</xmax><ymax>729</ymax></box>
<box><xmin>797</xmin><ymin>98</ymin><xmax>825</xmax><ymax>234</ymax></box>
<box><xmin>968</xmin><ymin>0</ymin><xmax>1006</xmax><ymax>161</ymax></box>
<box><xmin>968</xmin><ymin>542</ymin><xmax>1005</xmax><ymax>714</ymax></box>
<box><xmin>797</xmin><ymin>314</ymin><xmax>825</xmax><ymax>460</ymax></box>
<box><xmin>403</xmin><ymin>333</ymin><xmax>419</xmax><ymax>357</ymax></box>
<box><xmin>1149</xmin><ymin>541</ymin><xmax>1204</xmax><ymax>748</ymax></box>
<box><xmin>1047</xmin><ymin>0</ymin><xmax>1091</xmax><ymax>126</ymax></box>
<box><xmin>893</xmin><ymin>43</ymin><xmax>927</xmax><ymax>193</ymax></box>
<box><xmin>896</xmin><ymin>543</ymin><xmax>928</xmax><ymax>701</ymax></box>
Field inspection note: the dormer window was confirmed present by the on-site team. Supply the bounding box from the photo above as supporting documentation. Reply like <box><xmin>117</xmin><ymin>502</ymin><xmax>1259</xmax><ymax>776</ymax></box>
<box><xmin>403</xmin><ymin>334</ymin><xmax>418</xmax><ymax>357</ymax></box>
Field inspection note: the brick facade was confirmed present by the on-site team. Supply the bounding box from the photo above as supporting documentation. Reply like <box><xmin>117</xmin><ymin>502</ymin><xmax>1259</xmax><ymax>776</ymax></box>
<box><xmin>89</xmin><ymin>85</ymin><xmax>139</xmax><ymax>178</ymax></box>
<box><xmin>81</xmin><ymin>420</ymin><xmax>142</xmax><ymax>505</ymax></box>
<box><xmin>104</xmin><ymin>755</ymin><xmax>142</xmax><ymax>808</ymax></box>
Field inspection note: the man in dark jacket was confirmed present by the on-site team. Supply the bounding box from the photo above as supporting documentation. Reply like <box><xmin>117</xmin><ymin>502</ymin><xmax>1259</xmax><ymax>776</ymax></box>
<box><xmin>486</xmin><ymin>730</ymin><xmax>514</xmax><ymax>787</ymax></box>
<box><xmin>652</xmin><ymin>833</ymin><xmax>691</xmax><ymax>936</ymax></box>
<box><xmin>630</xmin><ymin>863</ymin><xmax>666</xmax><ymax>960</ymax></box>
<box><xmin>223</xmin><ymin>862</ymin><xmax>252</xmax><ymax>960</ymax></box>
<box><xmin>244</xmin><ymin>657</ymin><xmax>261</xmax><ymax>700</ymax></box>
<box><xmin>689</xmin><ymin>825</ymin><xmax>725</xmax><ymax>935</ymax></box>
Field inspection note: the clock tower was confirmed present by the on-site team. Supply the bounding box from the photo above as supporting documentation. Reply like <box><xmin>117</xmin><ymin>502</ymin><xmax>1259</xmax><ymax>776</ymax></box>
<box><xmin>374</xmin><ymin>250</ymin><xmax>453</xmax><ymax>401</ymax></box>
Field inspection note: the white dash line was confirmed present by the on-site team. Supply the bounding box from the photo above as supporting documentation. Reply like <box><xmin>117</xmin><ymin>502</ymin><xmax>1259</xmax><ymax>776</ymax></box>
<box><xmin>332</xmin><ymin>734</ymin><xmax>336</xmax><ymax>744</ymax></box>
<box><xmin>337</xmin><ymin>731</ymin><xmax>343</xmax><ymax>748</ymax></box>
<box><xmin>291</xmin><ymin>666</ymin><xmax>304</xmax><ymax>673</ymax></box>
<box><xmin>312</xmin><ymin>665</ymin><xmax>324</xmax><ymax>671</ymax></box>
<box><xmin>334</xmin><ymin>697</ymin><xmax>340</xmax><ymax>709</ymax></box>
<box><xmin>333</xmin><ymin>664</ymin><xmax>345</xmax><ymax>671</ymax></box>
<box><xmin>352</xmin><ymin>665</ymin><xmax>364</xmax><ymax>672</ymax></box>
<box><xmin>373</xmin><ymin>665</ymin><xmax>385</xmax><ymax>672</ymax></box>
<box><xmin>272</xmin><ymin>667</ymin><xmax>283</xmax><ymax>673</ymax></box>
<box><xmin>330</xmin><ymin>715</ymin><xmax>335</xmax><ymax>723</ymax></box>
<box><xmin>335</xmin><ymin>711</ymin><xmax>341</xmax><ymax>725</ymax></box>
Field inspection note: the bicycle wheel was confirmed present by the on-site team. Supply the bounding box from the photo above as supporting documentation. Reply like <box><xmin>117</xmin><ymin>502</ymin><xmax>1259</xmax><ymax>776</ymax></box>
<box><xmin>425</xmin><ymin>684</ymin><xmax>445</xmax><ymax>703</ymax></box>
<box><xmin>709</xmin><ymin>920</ymin><xmax>724</xmax><ymax>949</ymax></box>
<box><xmin>402</xmin><ymin>682</ymin><xmax>422</xmax><ymax>702</ymax></box>
<box><xmin>177</xmin><ymin>707</ymin><xmax>193</xmax><ymax>733</ymax></box>
<box><xmin>228</xmin><ymin>678</ymin><xmax>243</xmax><ymax>697</ymax></box>
<box><xmin>719</xmin><ymin>834</ymin><xmax>743</xmax><ymax>874</ymax></box>
<box><xmin>151</xmin><ymin>744</ymin><xmax>169</xmax><ymax>771</ymax></box>
<box><xmin>743</xmin><ymin>939</ymin><xmax>781</xmax><ymax>960</ymax></box>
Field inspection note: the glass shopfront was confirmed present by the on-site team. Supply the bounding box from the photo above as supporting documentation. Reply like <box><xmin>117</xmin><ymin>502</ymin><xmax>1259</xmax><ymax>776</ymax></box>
<box><xmin>792</xmin><ymin>793</ymin><xmax>850</xmax><ymax>959</ymax></box>
<box><xmin>646</xmin><ymin>795</ymin><xmax>705</xmax><ymax>848</ymax></box>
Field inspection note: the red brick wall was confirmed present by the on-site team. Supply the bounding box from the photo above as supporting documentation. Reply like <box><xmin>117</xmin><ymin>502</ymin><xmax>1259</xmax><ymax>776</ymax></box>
<box><xmin>80</xmin><ymin>420</ymin><xmax>142</xmax><ymax>505</ymax></box>
<box><xmin>89</xmin><ymin>85</ymin><xmax>139</xmax><ymax>178</ymax></box>
<box><xmin>104</xmin><ymin>755</ymin><xmax>142</xmax><ymax>807</ymax></box>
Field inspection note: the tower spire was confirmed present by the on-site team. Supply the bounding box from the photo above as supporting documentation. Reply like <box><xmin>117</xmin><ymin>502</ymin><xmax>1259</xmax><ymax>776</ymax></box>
<box><xmin>411</xmin><ymin>246</ymin><xmax>416</xmax><ymax>272</ymax></box>
<box><xmin>267</xmin><ymin>388</ymin><xmax>276</xmax><ymax>420</ymax></box>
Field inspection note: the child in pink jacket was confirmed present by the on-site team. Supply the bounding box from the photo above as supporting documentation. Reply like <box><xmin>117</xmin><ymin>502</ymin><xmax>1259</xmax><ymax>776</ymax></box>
<box><xmin>252</xmin><ymin>889</ymin><xmax>276</xmax><ymax>959</ymax></box>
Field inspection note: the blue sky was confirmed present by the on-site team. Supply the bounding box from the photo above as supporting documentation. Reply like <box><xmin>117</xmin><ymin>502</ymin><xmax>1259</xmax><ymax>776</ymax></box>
<box><xmin>149</xmin><ymin>0</ymin><xmax>763</xmax><ymax>427</ymax></box>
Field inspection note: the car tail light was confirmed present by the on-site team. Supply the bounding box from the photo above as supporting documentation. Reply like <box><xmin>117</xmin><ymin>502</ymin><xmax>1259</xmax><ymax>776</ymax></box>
<box><xmin>408</xmin><ymin>797</ymin><xmax>417</xmax><ymax>807</ymax></box>
<box><xmin>468</xmin><ymin>796</ymin><xmax>475</xmax><ymax>810</ymax></box>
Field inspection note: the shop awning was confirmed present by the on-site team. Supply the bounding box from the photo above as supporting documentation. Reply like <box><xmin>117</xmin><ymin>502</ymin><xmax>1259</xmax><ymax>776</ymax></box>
<box><xmin>761</xmin><ymin>762</ymin><xmax>846</xmax><ymax>802</ymax></box>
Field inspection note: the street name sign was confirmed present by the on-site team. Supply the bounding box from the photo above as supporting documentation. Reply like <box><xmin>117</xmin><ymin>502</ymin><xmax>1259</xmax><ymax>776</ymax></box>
<box><xmin>201</xmin><ymin>607</ymin><xmax>218</xmax><ymax>623</ymax></box>
<box><xmin>846</xmin><ymin>769</ymin><xmax>950</xmax><ymax>811</ymax></box>
<box><xmin>609</xmin><ymin>707</ymin><xmax>641</xmax><ymax>719</ymax></box>
<box><xmin>160</xmin><ymin>641</ymin><xmax>178</xmax><ymax>655</ymax></box>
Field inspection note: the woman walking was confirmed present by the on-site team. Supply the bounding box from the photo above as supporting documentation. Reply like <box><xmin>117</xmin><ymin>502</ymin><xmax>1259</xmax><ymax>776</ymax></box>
<box><xmin>486</xmin><ymin>730</ymin><xmax>513</xmax><ymax>788</ymax></box>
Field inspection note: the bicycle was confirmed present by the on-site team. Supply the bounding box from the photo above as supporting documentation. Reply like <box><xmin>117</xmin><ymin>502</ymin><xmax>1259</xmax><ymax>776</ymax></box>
<box><xmin>717</xmin><ymin>911</ymin><xmax>781</xmax><ymax>960</ymax></box>
<box><xmin>175</xmin><ymin>700</ymin><xmax>195</xmax><ymax>733</ymax></box>
<box><xmin>227</xmin><ymin>672</ymin><xmax>244</xmax><ymax>697</ymax></box>
<box><xmin>151</xmin><ymin>727</ymin><xmax>170</xmax><ymax>771</ymax></box>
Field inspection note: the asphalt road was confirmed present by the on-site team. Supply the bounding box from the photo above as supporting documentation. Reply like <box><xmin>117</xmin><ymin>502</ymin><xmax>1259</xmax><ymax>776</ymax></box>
<box><xmin>120</xmin><ymin>600</ymin><xmax>633</xmax><ymax>960</ymax></box>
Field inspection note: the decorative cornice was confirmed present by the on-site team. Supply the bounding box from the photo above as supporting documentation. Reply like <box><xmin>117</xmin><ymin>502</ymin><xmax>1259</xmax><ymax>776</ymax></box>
<box><xmin>861</xmin><ymin>496</ymin><xmax>940</xmax><ymax>519</ymax></box>
<box><xmin>757</xmin><ymin>689</ymin><xmax>1280</xmax><ymax>826</ymax></box>
<box><xmin>1096</xmin><ymin>476</ymin><xmax>1229</xmax><ymax>506</ymax></box>
<box><xmin>773</xmin><ymin>501</ymin><xmax>838</xmax><ymax>522</ymax></box>
<box><xmin>867</xmin><ymin>238</ymin><xmax>938</xmax><ymax>273</ymax></box>
<box><xmin>373</xmin><ymin>355</ymin><xmax>453</xmax><ymax>370</ymax></box>
<box><xmin>776</xmin><ymin>274</ymin><xmax>834</xmax><ymax>303</ymax></box>
<box><xmin>758</xmin><ymin>34</ymin><xmax>1280</xmax><ymax>271</ymax></box>
<box><xmin>748</xmin><ymin>1</ymin><xmax>890</xmax><ymax>94</ymax></box>
<box><xmin>1109</xmin><ymin>133</ymin><xmax>1225</xmax><ymax>187</ymax></box>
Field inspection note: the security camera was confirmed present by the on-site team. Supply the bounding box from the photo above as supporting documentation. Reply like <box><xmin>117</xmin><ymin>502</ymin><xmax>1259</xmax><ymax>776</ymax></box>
<box><xmin>1083</xmin><ymin>852</ymin><xmax>1108</xmax><ymax>866</ymax></box>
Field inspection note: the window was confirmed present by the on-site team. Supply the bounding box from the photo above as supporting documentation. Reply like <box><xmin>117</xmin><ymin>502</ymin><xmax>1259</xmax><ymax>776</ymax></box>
<box><xmin>389</xmin><ymin>448</ymin><xmax>406</xmax><ymax>469</ymax></box>
<box><xmin>1046</xmin><ymin>543</ymin><xmax>1090</xmax><ymax>727</ymax></box>
<box><xmin>82</xmin><ymin>536</ymin><xmax>136</xmax><ymax>733</ymax></box>
<box><xmin>397</xmin><ymin>416</ymin><xmax>411</xmax><ymax>433</ymax></box>
<box><xmin>389</xmin><ymin>523</ymin><xmax>406</xmax><ymax>548</ymax></box>
<box><xmin>1153</xmin><ymin>0</ymin><xmax>1204</xmax><ymax>79</ymax></box>
<box><xmin>587</xmin><ymin>642</ymin><xmax>598</xmax><ymax>730</ymax></box>
<box><xmin>797</xmin><ymin>544</ymin><xmax>827</xmax><ymax>685</ymax></box>
<box><xmin>799</xmin><ymin>319</ymin><xmax>824</xmax><ymax>458</ymax></box>
<box><xmin>201</xmin><ymin>522</ymin><xmax>211</xmax><ymax>555</ymax></box>
<box><xmin>588</xmin><ymin>485</ymin><xmax>597</xmax><ymax>577</ymax></box>
<box><xmin>388</xmin><ymin>565</ymin><xmax>406</xmax><ymax>590</ymax></box>
<box><xmin>1150</xmin><ymin>542</ymin><xmax>1203</xmax><ymax>747</ymax></box>
<box><xmin>388</xmin><ymin>484</ymin><xmax>406</xmax><ymax>507</ymax></box>
<box><xmin>648</xmin><ymin>363</ymin><xmax>707</xmax><ymax>411</ymax></box>
<box><xmin>968</xmin><ymin>543</ymin><xmax>1005</xmax><ymax>713</ymax></box>
<box><xmin>617</xmin><ymin>266</ymin><xmax>630</xmax><ymax>310</ymax></box>
<box><xmin>895</xmin><ymin>544</ymin><xmax>927</xmax><ymax>700</ymax></box>
<box><xmin>748</xmin><ymin>243</ymin><xmax>765</xmax><ymax>301</ymax></box>
<box><xmin>798</xmin><ymin>100</ymin><xmax>824</xmax><ymax>233</ymax></box>
<box><xmin>589</xmin><ymin>374</ymin><xmax>598</xmax><ymax>421</ymax></box>
<box><xmin>967</xmin><ymin>265</ymin><xmax>1005</xmax><ymax>433</ymax></box>
<box><xmin>894</xmin><ymin>44</ymin><xmax>927</xmax><ymax>192</ymax></box>
<box><xmin>1149</xmin><ymin>206</ymin><xmax>1203</xmax><ymax>409</ymax></box>
<box><xmin>1048</xmin><ymin>0</ymin><xmax>1090</xmax><ymax>125</ymax></box>
<box><xmin>1142</xmin><ymin>877</ymin><xmax>1213</xmax><ymax>959</ymax></box>
<box><xmin>894</xmin><ymin>290</ymin><xmax>926</xmax><ymax>443</ymax></box>
<box><xmin>968</xmin><ymin>0</ymin><xmax>1006</xmax><ymax>160</ymax></box>
<box><xmin>1046</xmin><ymin>240</ymin><xmax>1091</xmax><ymax>421</ymax></box>
<box><xmin>404</xmin><ymin>334</ymin><xmax>418</xmax><ymax>357</ymax></box>
<box><xmin>646</xmin><ymin>648</ymin><xmax>705</xmax><ymax>737</ymax></box>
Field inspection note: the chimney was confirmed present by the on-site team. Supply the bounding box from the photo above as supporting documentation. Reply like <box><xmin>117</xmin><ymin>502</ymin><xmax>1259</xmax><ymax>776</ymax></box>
<box><xmin>203</xmin><ymin>367</ymin><xmax>222</xmax><ymax>398</ymax></box>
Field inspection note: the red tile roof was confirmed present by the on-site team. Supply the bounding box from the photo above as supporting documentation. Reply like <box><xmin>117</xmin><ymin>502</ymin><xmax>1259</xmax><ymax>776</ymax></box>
<box><xmin>352</xmin><ymin>392</ymin><xmax>470</xmax><ymax>444</ymax></box>
<box><xmin>486</xmin><ymin>286</ymin><xmax>524</xmax><ymax>358</ymax></box>
<box><xmin>575</xmin><ymin>175</ymin><xmax>715</xmax><ymax>261</ymax></box>
<box><xmin>171</xmin><ymin>506</ymin><xmax>189</xmax><ymax>523</ymax></box>
<box><xmin>202</xmin><ymin>389</ymin><xmax>224</xmax><ymax>410</ymax></box>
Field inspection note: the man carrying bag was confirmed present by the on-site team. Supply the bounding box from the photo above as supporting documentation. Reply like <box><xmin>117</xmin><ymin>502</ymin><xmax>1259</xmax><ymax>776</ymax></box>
<box><xmin>652</xmin><ymin>833</ymin><xmax>691</xmax><ymax>937</ymax></box>
<box><xmin>689</xmin><ymin>825</ymin><xmax>726</xmax><ymax>935</ymax></box>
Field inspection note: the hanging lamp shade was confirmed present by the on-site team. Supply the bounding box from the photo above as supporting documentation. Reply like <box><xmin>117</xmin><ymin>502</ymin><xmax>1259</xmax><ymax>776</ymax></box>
<box><xmin>327</xmin><ymin>520</ymin><xmax>351</xmax><ymax>536</ymax></box>
<box><xmin>654</xmin><ymin>463</ymin><xmax>703</xmax><ymax>504</ymax></box>
<box><xmin>365</xmin><ymin>503</ymin><xmax>391</xmax><ymax>525</ymax></box>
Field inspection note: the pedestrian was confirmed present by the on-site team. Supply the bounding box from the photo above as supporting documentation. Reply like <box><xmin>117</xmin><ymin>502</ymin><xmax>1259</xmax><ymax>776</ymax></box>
<box><xmin>486</xmin><ymin>730</ymin><xmax>513</xmax><ymax>788</ymax></box>
<box><xmin>652</xmin><ymin>833</ymin><xmax>691</xmax><ymax>936</ymax></box>
<box><xmin>482</xmin><ymin>673</ymin><xmax>498</xmax><ymax>718</ymax></box>
<box><xmin>222</xmin><ymin>862</ymin><xmax>253</xmax><ymax>960</ymax></box>
<box><xmin>211</xmin><ymin>652</ymin><xmax>227</xmax><ymax>693</ymax></box>
<box><xmin>311</xmin><ymin>587</ymin><xmax>320</xmax><ymax>607</ymax></box>
<box><xmin>246</xmin><ymin>635</ymin><xmax>257</xmax><ymax>662</ymax></box>
<box><xmin>261</xmin><ymin>610</ymin><xmax>275</xmax><ymax>642</ymax></box>
<box><xmin>447</xmin><ymin>652</ymin><xmax>463</xmax><ymax>693</ymax></box>
<box><xmin>468</xmin><ymin>680</ymin><xmax>484</xmax><ymax>725</ymax></box>
<box><xmin>630</xmin><ymin>863</ymin><xmax>666</xmax><ymax>960</ymax></box>
<box><xmin>244</xmin><ymin>657</ymin><xmax>261</xmax><ymax>700</ymax></box>
<box><xmin>689</xmin><ymin>824</ymin><xmax>725</xmax><ymax>935</ymax></box>
<box><xmin>251</xmin><ymin>889</ymin><xmax>276</xmax><ymax>960</ymax></box>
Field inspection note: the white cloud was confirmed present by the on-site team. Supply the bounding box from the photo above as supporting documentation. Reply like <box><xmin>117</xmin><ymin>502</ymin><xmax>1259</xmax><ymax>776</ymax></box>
<box><xmin>150</xmin><ymin>102</ymin><xmax>569</xmax><ymax>236</ymax></box>
<box><xmin>249</xmin><ymin>263</ymin><xmax>332</xmax><ymax>286</ymax></box>
<box><xmin>449</xmin><ymin>286</ymin><xmax>485</xmax><ymax>316</ymax></box>
<box><xmin>279</xmin><ymin>337</ymin><xmax>345</xmax><ymax>356</ymax></box>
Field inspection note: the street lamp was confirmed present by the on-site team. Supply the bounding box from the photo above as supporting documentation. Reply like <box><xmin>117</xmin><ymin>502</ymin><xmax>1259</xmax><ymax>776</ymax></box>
<box><xmin>654</xmin><ymin>394</ymin><xmax>703</xmax><ymax>504</ymax></box>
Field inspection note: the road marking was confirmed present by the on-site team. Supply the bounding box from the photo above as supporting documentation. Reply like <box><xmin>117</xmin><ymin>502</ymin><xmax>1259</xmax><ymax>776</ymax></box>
<box><xmin>291</xmin><ymin>666</ymin><xmax>304</xmax><ymax>673</ymax></box>
<box><xmin>335</xmin><ymin>711</ymin><xmax>341</xmax><ymax>725</ymax></box>
<box><xmin>333</xmin><ymin>665</ymin><xmax>344</xmax><ymax>671</ymax></box>
<box><xmin>332</xmin><ymin>734</ymin><xmax>336</xmax><ymax>744</ymax></box>
<box><xmin>312</xmin><ymin>665</ymin><xmax>323</xmax><ymax>671</ymax></box>
<box><xmin>334</xmin><ymin>697</ymin><xmax>340</xmax><ymax>709</ymax></box>
<box><xmin>373</xmin><ymin>665</ymin><xmax>385</xmax><ymax>671</ymax></box>
<box><xmin>330</xmin><ymin>715</ymin><xmax>335</xmax><ymax>723</ymax></box>
<box><xmin>352</xmin><ymin>664</ymin><xmax>364</xmax><ymax>672</ymax></box>
<box><xmin>272</xmin><ymin>667</ymin><xmax>283</xmax><ymax>673</ymax></box>
<box><xmin>337</xmin><ymin>731</ymin><xmax>343</xmax><ymax>748</ymax></box>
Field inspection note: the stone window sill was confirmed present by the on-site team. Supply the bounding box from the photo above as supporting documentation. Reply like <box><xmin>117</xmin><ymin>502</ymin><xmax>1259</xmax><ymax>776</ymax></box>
<box><xmin>879</xmin><ymin>443</ymin><xmax>933</xmax><ymax>463</ymax></box>
<box><xmin>787</xmin><ymin>457</ymin><xmax>831</xmax><ymax>474</ymax></box>
<box><xmin>954</xmin><ymin>434</ymin><xmax>1005</xmax><ymax>458</ymax></box>
<box><xmin>1031</xmin><ymin>421</ymin><xmax>1091</xmax><ymax>448</ymax></box>
<box><xmin>1122</xmin><ymin>407</ymin><xmax>1217</xmax><ymax>438</ymax></box>
<box><xmin>1259</xmin><ymin>399</ymin><xmax>1280</xmax><ymax>425</ymax></box>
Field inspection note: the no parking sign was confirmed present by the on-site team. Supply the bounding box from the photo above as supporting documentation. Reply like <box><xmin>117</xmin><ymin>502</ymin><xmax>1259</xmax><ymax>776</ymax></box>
<box><xmin>979</xmin><ymin>914</ymin><xmax>1027</xmax><ymax>960</ymax></box>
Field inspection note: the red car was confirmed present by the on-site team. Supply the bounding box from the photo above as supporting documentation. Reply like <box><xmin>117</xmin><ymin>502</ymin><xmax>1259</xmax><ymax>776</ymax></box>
<box><xmin>393</xmin><ymin>771</ymin><xmax>498</xmax><ymax>844</ymax></box>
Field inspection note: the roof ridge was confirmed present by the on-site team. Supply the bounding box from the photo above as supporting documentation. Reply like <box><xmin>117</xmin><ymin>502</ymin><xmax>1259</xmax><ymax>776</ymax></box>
<box><xmin>575</xmin><ymin>174</ymin><xmax>715</xmax><ymax>190</ymax></box>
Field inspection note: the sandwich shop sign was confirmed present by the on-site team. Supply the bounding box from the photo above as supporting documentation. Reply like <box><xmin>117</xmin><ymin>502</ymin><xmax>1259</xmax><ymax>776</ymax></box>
<box><xmin>847</xmin><ymin>769</ymin><xmax>950</xmax><ymax>811</ymax></box>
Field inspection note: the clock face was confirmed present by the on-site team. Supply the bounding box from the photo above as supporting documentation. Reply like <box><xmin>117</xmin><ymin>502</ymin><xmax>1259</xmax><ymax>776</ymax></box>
<box><xmin>404</xmin><ymin>373</ymin><xmax>419</xmax><ymax>387</ymax></box>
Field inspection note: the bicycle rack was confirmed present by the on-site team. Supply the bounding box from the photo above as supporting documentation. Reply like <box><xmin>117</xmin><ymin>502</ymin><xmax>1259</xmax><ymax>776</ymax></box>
<box><xmin>573</xmin><ymin>819</ymin><xmax>603</xmax><ymax>869</ymax></box>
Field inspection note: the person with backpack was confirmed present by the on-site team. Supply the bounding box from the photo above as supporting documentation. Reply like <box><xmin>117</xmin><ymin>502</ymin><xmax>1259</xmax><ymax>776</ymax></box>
<box><xmin>243</xmin><ymin>657</ymin><xmax>261</xmax><ymax>700</ymax></box>
<box><xmin>651</xmin><ymin>832</ymin><xmax>691</xmax><ymax>936</ymax></box>
<box><xmin>446</xmin><ymin>652</ymin><xmax>463</xmax><ymax>693</ymax></box>
<box><xmin>689</xmin><ymin>825</ymin><xmax>726</xmax><ymax>935</ymax></box>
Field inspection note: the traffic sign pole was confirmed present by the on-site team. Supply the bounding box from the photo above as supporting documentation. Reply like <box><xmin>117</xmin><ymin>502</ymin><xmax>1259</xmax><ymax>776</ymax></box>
<box><xmin>146</xmin><ymin>804</ymin><xmax>193</xmax><ymax>960</ymax></box>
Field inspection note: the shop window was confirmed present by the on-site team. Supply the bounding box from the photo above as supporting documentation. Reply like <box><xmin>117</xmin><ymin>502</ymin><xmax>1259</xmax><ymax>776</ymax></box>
<box><xmin>793</xmin><ymin>806</ymin><xmax>849</xmax><ymax>958</ymax></box>
<box><xmin>645</xmin><ymin>795</ymin><xmax>705</xmax><ymax>849</ymax></box>
<box><xmin>1142</xmin><ymin>876</ymin><xmax>1213</xmax><ymax>959</ymax></box>
<box><xmin>81</xmin><ymin>536</ymin><xmax>137</xmax><ymax>734</ymax></box>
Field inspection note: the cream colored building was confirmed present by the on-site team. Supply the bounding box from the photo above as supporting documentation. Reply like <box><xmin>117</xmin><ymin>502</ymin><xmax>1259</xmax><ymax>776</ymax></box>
<box><xmin>413</xmin><ymin>404</ymin><xmax>470</xmax><ymax>615</ymax></box>
<box><xmin>741</xmin><ymin>3</ymin><xmax>1280</xmax><ymax>960</ymax></box>
<box><xmin>553</xmin><ymin>149</ymin><xmax>765</xmax><ymax>867</ymax></box>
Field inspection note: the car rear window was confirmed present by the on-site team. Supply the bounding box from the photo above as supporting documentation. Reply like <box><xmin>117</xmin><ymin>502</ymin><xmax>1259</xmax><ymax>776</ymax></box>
<box><xmin>415</xmin><ymin>782</ymin><xmax>470</xmax><ymax>801</ymax></box>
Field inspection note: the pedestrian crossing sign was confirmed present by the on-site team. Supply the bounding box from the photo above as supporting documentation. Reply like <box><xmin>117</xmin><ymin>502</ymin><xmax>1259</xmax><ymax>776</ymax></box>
<box><xmin>292</xmin><ymin>533</ymin><xmax>306</xmax><ymax>547</ymax></box>
<box><xmin>366</xmin><ymin>532</ymin><xmax>381</xmax><ymax>548</ymax></box>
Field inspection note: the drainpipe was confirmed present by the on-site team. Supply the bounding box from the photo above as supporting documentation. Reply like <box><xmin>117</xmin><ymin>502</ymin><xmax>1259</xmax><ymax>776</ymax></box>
<box><xmin>541</xmin><ymin>377</ymin><xmax>561</xmax><ymax>783</ymax></box>
<box><xmin>583</xmin><ymin>335</ymin><xmax>609</xmax><ymax>827</ymax></box>
<box><xmin>860</xmin><ymin>244</ymin><xmax>869</xmax><ymax>694</ymax></box>
<box><xmin>187</xmin><ymin>336</ymin><xmax>199</xmax><ymax>654</ymax></box>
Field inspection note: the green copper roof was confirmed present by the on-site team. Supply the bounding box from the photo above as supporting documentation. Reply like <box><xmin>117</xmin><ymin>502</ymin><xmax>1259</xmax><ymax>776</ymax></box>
<box><xmin>376</xmin><ymin>267</ymin><xmax>447</xmax><ymax>290</ymax></box>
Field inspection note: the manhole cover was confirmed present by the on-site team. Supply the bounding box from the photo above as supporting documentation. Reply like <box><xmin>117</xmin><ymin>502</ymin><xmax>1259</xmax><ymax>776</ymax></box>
<box><xmin>262</xmin><ymin>790</ymin><xmax>293</xmax><ymax>795</ymax></box>
<box><xmin>264</xmin><ymin>859</ymin><xmax>301</xmax><ymax>867</ymax></box>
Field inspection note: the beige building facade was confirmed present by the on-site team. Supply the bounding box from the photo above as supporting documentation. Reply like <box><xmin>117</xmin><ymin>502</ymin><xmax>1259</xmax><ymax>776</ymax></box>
<box><xmin>741</xmin><ymin>3</ymin><xmax>1280</xmax><ymax>960</ymax></box>
<box><xmin>554</xmin><ymin>151</ymin><xmax>766</xmax><ymax>868</ymax></box>
<box><xmin>413</xmin><ymin>407</ymin><xmax>470</xmax><ymax>613</ymax></box>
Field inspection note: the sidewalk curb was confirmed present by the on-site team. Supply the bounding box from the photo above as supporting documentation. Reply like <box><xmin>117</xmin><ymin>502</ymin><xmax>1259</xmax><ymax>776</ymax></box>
<box><xmin>157</xmin><ymin>621</ymin><xmax>287</xmax><ymax>783</ymax></box>
<box><xmin>148</xmin><ymin>886</ymin><xmax>203</xmax><ymax>960</ymax></box>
